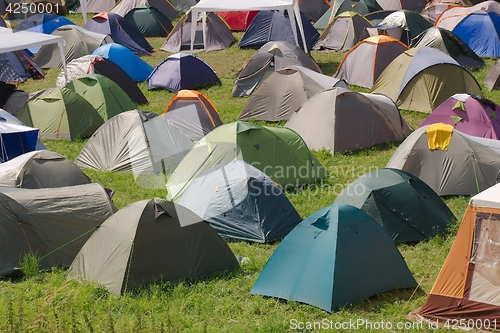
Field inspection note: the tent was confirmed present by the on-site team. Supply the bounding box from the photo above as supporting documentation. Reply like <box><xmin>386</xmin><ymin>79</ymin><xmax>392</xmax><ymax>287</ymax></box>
<box><xmin>67</xmin><ymin>198</ymin><xmax>239</xmax><ymax>294</ymax></box>
<box><xmin>0</xmin><ymin>51</ymin><xmax>45</xmax><ymax>83</ymax></box>
<box><xmin>232</xmin><ymin>41</ymin><xmax>322</xmax><ymax>97</ymax></box>
<box><xmin>76</xmin><ymin>0</ymin><xmax>117</xmax><ymax>15</ymax></box>
<box><xmin>313</xmin><ymin>12</ymin><xmax>373</xmax><ymax>52</ymax></box>
<box><xmin>239</xmin><ymin>10</ymin><xmax>319</xmax><ymax>52</ymax></box>
<box><xmin>17</xmin><ymin>88</ymin><xmax>104</xmax><ymax>140</ymax></box>
<box><xmin>410</xmin><ymin>27</ymin><xmax>484</xmax><ymax>70</ymax></box>
<box><xmin>84</xmin><ymin>12</ymin><xmax>153</xmax><ymax>55</ymax></box>
<box><xmin>421</xmin><ymin>3</ymin><xmax>466</xmax><ymax>24</ymax></box>
<box><xmin>333</xmin><ymin>0</ymin><xmax>383</xmax><ymax>17</ymax></box>
<box><xmin>417</xmin><ymin>182</ymin><xmax>500</xmax><ymax>323</ymax></box>
<box><xmin>0</xmin><ymin>27</ymin><xmax>68</xmax><ymax>84</ymax></box>
<box><xmin>370</xmin><ymin>47</ymin><xmax>482</xmax><ymax>113</ymax></box>
<box><xmin>148</xmin><ymin>53</ymin><xmax>221</xmax><ymax>91</ymax></box>
<box><xmin>436</xmin><ymin>10</ymin><xmax>500</xmax><ymax>57</ymax></box>
<box><xmin>420</xmin><ymin>94</ymin><xmax>500</xmax><ymax>139</ymax></box>
<box><xmin>217</xmin><ymin>11</ymin><xmax>258</xmax><ymax>31</ymax></box>
<box><xmin>0</xmin><ymin>150</ymin><xmax>91</xmax><ymax>188</ymax></box>
<box><xmin>92</xmin><ymin>43</ymin><xmax>154</xmax><ymax>82</ymax></box>
<box><xmin>124</xmin><ymin>5</ymin><xmax>174</xmax><ymax>37</ymax></box>
<box><xmin>177</xmin><ymin>160</ymin><xmax>302</xmax><ymax>243</ymax></box>
<box><xmin>364</xmin><ymin>9</ymin><xmax>395</xmax><ymax>25</ymax></box>
<box><xmin>0</xmin><ymin>82</ymin><xmax>16</xmax><ymax>108</ymax></box>
<box><xmin>160</xmin><ymin>11</ymin><xmax>234</xmax><ymax>52</ymax></box>
<box><xmin>484</xmin><ymin>59</ymin><xmax>500</xmax><ymax>92</ymax></box>
<box><xmin>55</xmin><ymin>55</ymin><xmax>148</xmax><ymax>105</ymax></box>
<box><xmin>0</xmin><ymin>109</ymin><xmax>44</xmax><ymax>163</ymax></box>
<box><xmin>285</xmin><ymin>87</ymin><xmax>413</xmax><ymax>154</ymax></box>
<box><xmin>368</xmin><ymin>10</ymin><xmax>433</xmax><ymax>45</ymax></box>
<box><xmin>65</xmin><ymin>74</ymin><xmax>136</xmax><ymax>122</ymax></box>
<box><xmin>75</xmin><ymin>110</ymin><xmax>194</xmax><ymax>176</ymax></box>
<box><xmin>33</xmin><ymin>25</ymin><xmax>111</xmax><ymax>69</ymax></box>
<box><xmin>163</xmin><ymin>90</ymin><xmax>222</xmax><ymax>141</ymax></box>
<box><xmin>13</xmin><ymin>13</ymin><xmax>75</xmax><ymax>35</ymax></box>
<box><xmin>386</xmin><ymin>123</ymin><xmax>500</xmax><ymax>196</ymax></box>
<box><xmin>334</xmin><ymin>35</ymin><xmax>408</xmax><ymax>89</ymax></box>
<box><xmin>0</xmin><ymin>182</ymin><xmax>116</xmax><ymax>276</ymax></box>
<box><xmin>298</xmin><ymin>0</ymin><xmax>331</xmax><ymax>22</ymax></box>
<box><xmin>333</xmin><ymin>168</ymin><xmax>456</xmax><ymax>243</ymax></box>
<box><xmin>190</xmin><ymin>0</ymin><xmax>308</xmax><ymax>53</ymax></box>
<box><xmin>250</xmin><ymin>204</ymin><xmax>417</xmax><ymax>313</ymax></box>
<box><xmin>169</xmin><ymin>0</ymin><xmax>196</xmax><ymax>13</ymax></box>
<box><xmin>238</xmin><ymin>66</ymin><xmax>348</xmax><ymax>122</ymax></box>
<box><xmin>111</xmin><ymin>0</ymin><xmax>179</xmax><ymax>21</ymax></box>
<box><xmin>166</xmin><ymin>121</ymin><xmax>328</xmax><ymax>200</ymax></box>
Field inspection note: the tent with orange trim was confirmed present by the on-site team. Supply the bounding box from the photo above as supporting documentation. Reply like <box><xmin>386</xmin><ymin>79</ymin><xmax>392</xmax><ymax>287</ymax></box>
<box><xmin>163</xmin><ymin>90</ymin><xmax>222</xmax><ymax>141</ymax></box>
<box><xmin>334</xmin><ymin>35</ymin><xmax>408</xmax><ymax>89</ymax></box>
<box><xmin>416</xmin><ymin>182</ymin><xmax>500</xmax><ymax>323</ymax></box>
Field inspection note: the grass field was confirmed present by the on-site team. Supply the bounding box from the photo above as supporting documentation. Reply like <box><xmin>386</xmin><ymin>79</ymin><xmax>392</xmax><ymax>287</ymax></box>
<box><xmin>1</xmin><ymin>13</ymin><xmax>499</xmax><ymax>332</ymax></box>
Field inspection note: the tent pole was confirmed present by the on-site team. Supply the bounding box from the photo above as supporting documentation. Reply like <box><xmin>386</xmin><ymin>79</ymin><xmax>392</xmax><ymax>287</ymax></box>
<box><xmin>190</xmin><ymin>10</ymin><xmax>197</xmax><ymax>53</ymax></box>
<box><xmin>292</xmin><ymin>2</ymin><xmax>308</xmax><ymax>53</ymax></box>
<box><xmin>81</xmin><ymin>0</ymin><xmax>87</xmax><ymax>24</ymax></box>
<box><xmin>58</xmin><ymin>41</ymin><xmax>68</xmax><ymax>85</ymax></box>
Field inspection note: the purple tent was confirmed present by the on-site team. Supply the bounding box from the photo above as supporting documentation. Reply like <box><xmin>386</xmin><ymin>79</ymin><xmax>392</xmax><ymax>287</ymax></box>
<box><xmin>84</xmin><ymin>12</ymin><xmax>153</xmax><ymax>55</ymax></box>
<box><xmin>420</xmin><ymin>94</ymin><xmax>500</xmax><ymax>139</ymax></box>
<box><xmin>147</xmin><ymin>53</ymin><xmax>221</xmax><ymax>92</ymax></box>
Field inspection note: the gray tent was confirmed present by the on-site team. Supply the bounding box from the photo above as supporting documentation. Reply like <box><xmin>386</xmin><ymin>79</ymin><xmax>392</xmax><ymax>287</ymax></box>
<box><xmin>67</xmin><ymin>198</ymin><xmax>239</xmax><ymax>294</ymax></box>
<box><xmin>169</xmin><ymin>0</ymin><xmax>195</xmax><ymax>13</ymax></box>
<box><xmin>111</xmin><ymin>0</ymin><xmax>179</xmax><ymax>20</ymax></box>
<box><xmin>484</xmin><ymin>59</ymin><xmax>500</xmax><ymax>92</ymax></box>
<box><xmin>238</xmin><ymin>66</ymin><xmax>347</xmax><ymax>122</ymax></box>
<box><xmin>33</xmin><ymin>25</ymin><xmax>111</xmax><ymax>69</ymax></box>
<box><xmin>285</xmin><ymin>87</ymin><xmax>413</xmax><ymax>154</ymax></box>
<box><xmin>160</xmin><ymin>11</ymin><xmax>234</xmax><ymax>53</ymax></box>
<box><xmin>75</xmin><ymin>110</ymin><xmax>193</xmax><ymax>177</ymax></box>
<box><xmin>232</xmin><ymin>41</ymin><xmax>322</xmax><ymax>97</ymax></box>
<box><xmin>299</xmin><ymin>0</ymin><xmax>332</xmax><ymax>22</ymax></box>
<box><xmin>178</xmin><ymin>160</ymin><xmax>302</xmax><ymax>243</ymax></box>
<box><xmin>76</xmin><ymin>0</ymin><xmax>117</xmax><ymax>13</ymax></box>
<box><xmin>0</xmin><ymin>150</ymin><xmax>91</xmax><ymax>188</ymax></box>
<box><xmin>386</xmin><ymin>124</ymin><xmax>500</xmax><ymax>196</ymax></box>
<box><xmin>0</xmin><ymin>183</ymin><xmax>117</xmax><ymax>276</ymax></box>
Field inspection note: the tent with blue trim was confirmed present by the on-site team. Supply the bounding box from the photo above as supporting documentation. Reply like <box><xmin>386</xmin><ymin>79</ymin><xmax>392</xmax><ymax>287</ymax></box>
<box><xmin>0</xmin><ymin>109</ymin><xmax>44</xmax><ymax>163</ymax></box>
<box><xmin>84</xmin><ymin>12</ymin><xmax>153</xmax><ymax>55</ymax></box>
<box><xmin>92</xmin><ymin>43</ymin><xmax>154</xmax><ymax>81</ymax></box>
<box><xmin>147</xmin><ymin>53</ymin><xmax>220</xmax><ymax>91</ymax></box>
<box><xmin>251</xmin><ymin>204</ymin><xmax>417</xmax><ymax>313</ymax></box>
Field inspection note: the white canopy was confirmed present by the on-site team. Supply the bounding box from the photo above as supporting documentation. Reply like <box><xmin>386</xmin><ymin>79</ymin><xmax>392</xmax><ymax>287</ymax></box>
<box><xmin>0</xmin><ymin>27</ymin><xmax>68</xmax><ymax>83</ymax></box>
<box><xmin>190</xmin><ymin>0</ymin><xmax>308</xmax><ymax>52</ymax></box>
<box><xmin>470</xmin><ymin>183</ymin><xmax>500</xmax><ymax>209</ymax></box>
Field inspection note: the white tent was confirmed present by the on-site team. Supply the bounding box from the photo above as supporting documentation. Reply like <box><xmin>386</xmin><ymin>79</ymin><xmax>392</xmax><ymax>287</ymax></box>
<box><xmin>190</xmin><ymin>0</ymin><xmax>308</xmax><ymax>52</ymax></box>
<box><xmin>0</xmin><ymin>27</ymin><xmax>68</xmax><ymax>83</ymax></box>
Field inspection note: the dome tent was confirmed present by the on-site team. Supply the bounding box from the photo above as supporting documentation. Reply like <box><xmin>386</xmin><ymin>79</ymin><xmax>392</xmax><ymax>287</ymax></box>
<box><xmin>147</xmin><ymin>53</ymin><xmax>221</xmax><ymax>92</ymax></box>
<box><xmin>110</xmin><ymin>0</ymin><xmax>179</xmax><ymax>21</ymax></box>
<box><xmin>251</xmin><ymin>204</ymin><xmax>417</xmax><ymax>313</ymax></box>
<box><xmin>17</xmin><ymin>88</ymin><xmax>104</xmax><ymax>140</ymax></box>
<box><xmin>0</xmin><ymin>150</ymin><xmax>91</xmax><ymax>188</ymax></box>
<box><xmin>65</xmin><ymin>74</ymin><xmax>136</xmax><ymax>122</ymax></box>
<box><xmin>334</xmin><ymin>168</ymin><xmax>456</xmax><ymax>243</ymax></box>
<box><xmin>67</xmin><ymin>198</ymin><xmax>239</xmax><ymax>294</ymax></box>
<box><xmin>232</xmin><ymin>41</ymin><xmax>322</xmax><ymax>97</ymax></box>
<box><xmin>124</xmin><ymin>5</ymin><xmax>174</xmax><ymax>37</ymax></box>
<box><xmin>178</xmin><ymin>160</ymin><xmax>302</xmax><ymax>243</ymax></box>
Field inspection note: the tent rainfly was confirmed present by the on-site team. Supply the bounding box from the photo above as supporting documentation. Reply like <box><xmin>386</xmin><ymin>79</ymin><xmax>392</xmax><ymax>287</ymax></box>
<box><xmin>0</xmin><ymin>27</ymin><xmax>68</xmax><ymax>84</ymax></box>
<box><xmin>189</xmin><ymin>0</ymin><xmax>308</xmax><ymax>53</ymax></box>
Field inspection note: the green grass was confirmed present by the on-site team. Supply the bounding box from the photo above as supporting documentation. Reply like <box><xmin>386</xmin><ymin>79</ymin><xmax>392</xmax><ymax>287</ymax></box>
<box><xmin>2</xmin><ymin>13</ymin><xmax>499</xmax><ymax>332</ymax></box>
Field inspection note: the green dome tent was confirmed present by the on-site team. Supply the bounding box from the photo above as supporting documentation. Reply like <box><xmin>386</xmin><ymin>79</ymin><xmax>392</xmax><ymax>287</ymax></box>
<box><xmin>334</xmin><ymin>168</ymin><xmax>456</xmax><ymax>243</ymax></box>
<box><xmin>65</xmin><ymin>74</ymin><xmax>136</xmax><ymax>122</ymax></box>
<box><xmin>251</xmin><ymin>204</ymin><xmax>417</xmax><ymax>313</ymax></box>
<box><xmin>17</xmin><ymin>87</ymin><xmax>104</xmax><ymax>140</ymax></box>
<box><xmin>166</xmin><ymin>121</ymin><xmax>327</xmax><ymax>201</ymax></box>
<box><xmin>67</xmin><ymin>198</ymin><xmax>239</xmax><ymax>294</ymax></box>
<box><xmin>124</xmin><ymin>5</ymin><xmax>174</xmax><ymax>37</ymax></box>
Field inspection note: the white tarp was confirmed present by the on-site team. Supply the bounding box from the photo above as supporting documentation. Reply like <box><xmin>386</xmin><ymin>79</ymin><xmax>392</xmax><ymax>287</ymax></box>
<box><xmin>190</xmin><ymin>0</ymin><xmax>308</xmax><ymax>52</ymax></box>
<box><xmin>0</xmin><ymin>27</ymin><xmax>68</xmax><ymax>83</ymax></box>
<box><xmin>470</xmin><ymin>183</ymin><xmax>500</xmax><ymax>209</ymax></box>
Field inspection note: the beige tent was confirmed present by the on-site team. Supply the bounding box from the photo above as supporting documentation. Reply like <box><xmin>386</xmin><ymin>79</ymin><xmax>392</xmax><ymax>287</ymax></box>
<box><xmin>237</xmin><ymin>66</ymin><xmax>347</xmax><ymax>122</ymax></box>
<box><xmin>386</xmin><ymin>124</ymin><xmax>500</xmax><ymax>196</ymax></box>
<box><xmin>0</xmin><ymin>150</ymin><xmax>91</xmax><ymax>188</ymax></box>
<box><xmin>0</xmin><ymin>183</ymin><xmax>117</xmax><ymax>276</ymax></box>
<box><xmin>67</xmin><ymin>198</ymin><xmax>239</xmax><ymax>294</ymax></box>
<box><xmin>285</xmin><ymin>87</ymin><xmax>413</xmax><ymax>154</ymax></box>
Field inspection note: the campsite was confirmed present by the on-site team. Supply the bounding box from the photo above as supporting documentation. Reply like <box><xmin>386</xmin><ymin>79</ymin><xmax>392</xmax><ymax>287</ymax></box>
<box><xmin>2</xmin><ymin>1</ymin><xmax>500</xmax><ymax>332</ymax></box>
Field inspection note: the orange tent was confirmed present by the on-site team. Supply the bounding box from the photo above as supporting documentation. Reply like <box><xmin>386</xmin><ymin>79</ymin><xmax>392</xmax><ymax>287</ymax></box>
<box><xmin>418</xmin><ymin>183</ymin><xmax>500</xmax><ymax>322</ymax></box>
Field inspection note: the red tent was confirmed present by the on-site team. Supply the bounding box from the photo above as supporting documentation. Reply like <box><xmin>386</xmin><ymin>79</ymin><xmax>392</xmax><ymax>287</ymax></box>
<box><xmin>217</xmin><ymin>11</ymin><xmax>258</xmax><ymax>31</ymax></box>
